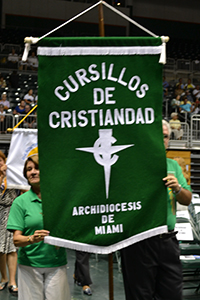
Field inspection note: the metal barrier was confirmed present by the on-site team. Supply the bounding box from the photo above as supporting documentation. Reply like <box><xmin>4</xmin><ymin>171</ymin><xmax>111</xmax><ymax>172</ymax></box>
<box><xmin>192</xmin><ymin>60</ymin><xmax>200</xmax><ymax>75</ymax></box>
<box><xmin>0</xmin><ymin>113</ymin><xmax>37</xmax><ymax>134</ymax></box>
<box><xmin>176</xmin><ymin>59</ymin><xmax>191</xmax><ymax>73</ymax></box>
<box><xmin>191</xmin><ymin>114</ymin><xmax>200</xmax><ymax>148</ymax></box>
<box><xmin>164</xmin><ymin>58</ymin><xmax>176</xmax><ymax>72</ymax></box>
<box><xmin>168</xmin><ymin>121</ymin><xmax>190</xmax><ymax>149</ymax></box>
<box><xmin>13</xmin><ymin>114</ymin><xmax>37</xmax><ymax>129</ymax></box>
<box><xmin>0</xmin><ymin>113</ymin><xmax>14</xmax><ymax>133</ymax></box>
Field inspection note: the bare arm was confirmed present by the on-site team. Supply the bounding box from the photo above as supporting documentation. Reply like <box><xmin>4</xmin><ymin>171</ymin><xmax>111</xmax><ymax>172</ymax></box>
<box><xmin>13</xmin><ymin>229</ymin><xmax>50</xmax><ymax>247</ymax></box>
<box><xmin>163</xmin><ymin>175</ymin><xmax>192</xmax><ymax>206</ymax></box>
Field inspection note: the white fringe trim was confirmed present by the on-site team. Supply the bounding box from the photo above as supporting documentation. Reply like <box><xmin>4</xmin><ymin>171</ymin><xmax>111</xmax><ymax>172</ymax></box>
<box><xmin>13</xmin><ymin>128</ymin><xmax>38</xmax><ymax>134</ymax></box>
<box><xmin>44</xmin><ymin>225</ymin><xmax>168</xmax><ymax>254</ymax></box>
<box><xmin>6</xmin><ymin>184</ymin><xmax>30</xmax><ymax>190</ymax></box>
<box><xmin>37</xmin><ymin>46</ymin><xmax>163</xmax><ymax>57</ymax></box>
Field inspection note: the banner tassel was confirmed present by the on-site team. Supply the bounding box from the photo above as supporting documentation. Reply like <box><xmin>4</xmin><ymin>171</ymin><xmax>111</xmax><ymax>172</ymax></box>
<box><xmin>159</xmin><ymin>36</ymin><xmax>169</xmax><ymax>64</ymax></box>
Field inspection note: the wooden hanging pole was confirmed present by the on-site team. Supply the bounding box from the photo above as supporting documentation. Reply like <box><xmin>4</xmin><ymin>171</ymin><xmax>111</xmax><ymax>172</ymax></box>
<box><xmin>98</xmin><ymin>4</ymin><xmax>113</xmax><ymax>300</ymax></box>
<box><xmin>108</xmin><ymin>253</ymin><xmax>114</xmax><ymax>300</ymax></box>
<box><xmin>98</xmin><ymin>2</ymin><xmax>105</xmax><ymax>37</ymax></box>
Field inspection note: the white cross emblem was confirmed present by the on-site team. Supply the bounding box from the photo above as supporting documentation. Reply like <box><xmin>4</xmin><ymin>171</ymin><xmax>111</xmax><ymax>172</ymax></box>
<box><xmin>76</xmin><ymin>129</ymin><xmax>134</xmax><ymax>199</ymax></box>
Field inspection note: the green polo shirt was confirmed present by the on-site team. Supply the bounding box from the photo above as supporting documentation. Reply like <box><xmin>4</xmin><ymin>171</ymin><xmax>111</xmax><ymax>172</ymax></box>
<box><xmin>167</xmin><ymin>158</ymin><xmax>191</xmax><ymax>231</ymax></box>
<box><xmin>7</xmin><ymin>189</ymin><xmax>67</xmax><ymax>268</ymax></box>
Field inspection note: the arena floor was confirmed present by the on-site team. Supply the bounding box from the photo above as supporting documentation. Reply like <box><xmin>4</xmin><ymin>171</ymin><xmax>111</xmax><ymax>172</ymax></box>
<box><xmin>0</xmin><ymin>248</ymin><xmax>200</xmax><ymax>300</ymax></box>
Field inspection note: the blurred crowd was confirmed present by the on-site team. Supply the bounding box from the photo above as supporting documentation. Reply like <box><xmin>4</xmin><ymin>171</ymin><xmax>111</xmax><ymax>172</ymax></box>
<box><xmin>163</xmin><ymin>76</ymin><xmax>200</xmax><ymax>140</ymax></box>
<box><xmin>7</xmin><ymin>48</ymin><xmax>38</xmax><ymax>72</ymax></box>
<box><xmin>0</xmin><ymin>87</ymin><xmax>37</xmax><ymax>133</ymax></box>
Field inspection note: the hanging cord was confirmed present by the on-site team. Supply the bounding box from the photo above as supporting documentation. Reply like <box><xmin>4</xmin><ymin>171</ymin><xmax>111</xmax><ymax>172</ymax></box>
<box><xmin>102</xmin><ymin>1</ymin><xmax>169</xmax><ymax>64</ymax></box>
<box><xmin>102</xmin><ymin>1</ymin><xmax>158</xmax><ymax>38</ymax></box>
<box><xmin>22</xmin><ymin>0</ymin><xmax>169</xmax><ymax>62</ymax></box>
<box><xmin>22</xmin><ymin>0</ymin><xmax>102</xmax><ymax>61</ymax></box>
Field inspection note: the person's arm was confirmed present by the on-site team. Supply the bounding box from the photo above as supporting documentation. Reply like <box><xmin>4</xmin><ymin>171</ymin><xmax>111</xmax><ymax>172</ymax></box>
<box><xmin>163</xmin><ymin>174</ymin><xmax>191</xmax><ymax>206</ymax></box>
<box><xmin>24</xmin><ymin>99</ymin><xmax>31</xmax><ymax>104</ymax></box>
<box><xmin>13</xmin><ymin>229</ymin><xmax>50</xmax><ymax>247</ymax></box>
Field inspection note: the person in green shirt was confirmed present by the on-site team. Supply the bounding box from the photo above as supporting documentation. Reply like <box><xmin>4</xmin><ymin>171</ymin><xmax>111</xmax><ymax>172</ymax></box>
<box><xmin>7</xmin><ymin>154</ymin><xmax>70</xmax><ymax>300</ymax></box>
<box><xmin>120</xmin><ymin>119</ymin><xmax>192</xmax><ymax>300</ymax></box>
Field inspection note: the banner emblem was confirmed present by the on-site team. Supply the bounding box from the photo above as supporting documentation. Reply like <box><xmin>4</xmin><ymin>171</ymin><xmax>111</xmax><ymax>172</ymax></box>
<box><xmin>76</xmin><ymin>129</ymin><xmax>134</xmax><ymax>198</ymax></box>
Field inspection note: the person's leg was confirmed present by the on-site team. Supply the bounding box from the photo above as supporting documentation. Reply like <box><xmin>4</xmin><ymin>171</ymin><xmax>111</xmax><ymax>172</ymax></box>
<box><xmin>0</xmin><ymin>253</ymin><xmax>8</xmax><ymax>286</ymax></box>
<box><xmin>18</xmin><ymin>264</ymin><xmax>44</xmax><ymax>300</ymax></box>
<box><xmin>154</xmin><ymin>236</ymin><xmax>182</xmax><ymax>300</ymax></box>
<box><xmin>44</xmin><ymin>265</ymin><xmax>70</xmax><ymax>300</ymax></box>
<box><xmin>120</xmin><ymin>237</ymin><xmax>159</xmax><ymax>300</ymax></box>
<box><xmin>74</xmin><ymin>251</ymin><xmax>92</xmax><ymax>295</ymax></box>
<box><xmin>74</xmin><ymin>251</ymin><xmax>92</xmax><ymax>286</ymax></box>
<box><xmin>7</xmin><ymin>252</ymin><xmax>18</xmax><ymax>289</ymax></box>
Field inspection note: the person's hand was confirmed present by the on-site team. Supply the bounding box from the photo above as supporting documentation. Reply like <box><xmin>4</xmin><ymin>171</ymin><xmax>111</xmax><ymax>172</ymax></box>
<box><xmin>0</xmin><ymin>164</ymin><xmax>7</xmax><ymax>176</ymax></box>
<box><xmin>29</xmin><ymin>230</ymin><xmax>50</xmax><ymax>244</ymax></box>
<box><xmin>162</xmin><ymin>175</ymin><xmax>180</xmax><ymax>193</ymax></box>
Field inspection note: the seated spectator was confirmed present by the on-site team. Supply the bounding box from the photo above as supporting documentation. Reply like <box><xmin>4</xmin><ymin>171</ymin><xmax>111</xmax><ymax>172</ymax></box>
<box><xmin>9</xmin><ymin>71</ymin><xmax>19</xmax><ymax>88</ymax></box>
<box><xmin>184</xmin><ymin>78</ymin><xmax>195</xmax><ymax>91</ymax></box>
<box><xmin>7</xmin><ymin>49</ymin><xmax>19</xmax><ymax>69</ymax></box>
<box><xmin>23</xmin><ymin>104</ymin><xmax>37</xmax><ymax>128</ymax></box>
<box><xmin>27</xmin><ymin>51</ymin><xmax>38</xmax><ymax>71</ymax></box>
<box><xmin>13</xmin><ymin>100</ymin><xmax>26</xmax><ymax>115</ymax></box>
<box><xmin>169</xmin><ymin>112</ymin><xmax>183</xmax><ymax>140</ymax></box>
<box><xmin>191</xmin><ymin>99</ymin><xmax>200</xmax><ymax>115</ymax></box>
<box><xmin>170</xmin><ymin>95</ymin><xmax>180</xmax><ymax>113</ymax></box>
<box><xmin>163</xmin><ymin>76</ymin><xmax>169</xmax><ymax>89</ymax></box>
<box><xmin>23</xmin><ymin>89</ymin><xmax>34</xmax><ymax>104</ymax></box>
<box><xmin>163</xmin><ymin>76</ymin><xmax>169</xmax><ymax>98</ymax></box>
<box><xmin>179</xmin><ymin>96</ymin><xmax>192</xmax><ymax>121</ymax></box>
<box><xmin>174</xmin><ymin>84</ymin><xmax>184</xmax><ymax>97</ymax></box>
<box><xmin>193</xmin><ymin>84</ymin><xmax>200</xmax><ymax>100</ymax></box>
<box><xmin>18</xmin><ymin>54</ymin><xmax>27</xmax><ymax>71</ymax></box>
<box><xmin>0</xmin><ymin>93</ymin><xmax>10</xmax><ymax>110</ymax></box>
<box><xmin>0</xmin><ymin>76</ymin><xmax>6</xmax><ymax>89</ymax></box>
<box><xmin>176</xmin><ymin>78</ymin><xmax>184</xmax><ymax>89</ymax></box>
<box><xmin>184</xmin><ymin>89</ymin><xmax>194</xmax><ymax>104</ymax></box>
<box><xmin>0</xmin><ymin>104</ymin><xmax>6</xmax><ymax>133</ymax></box>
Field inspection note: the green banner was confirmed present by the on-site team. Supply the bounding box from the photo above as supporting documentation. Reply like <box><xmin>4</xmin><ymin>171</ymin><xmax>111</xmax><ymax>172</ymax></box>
<box><xmin>37</xmin><ymin>37</ymin><xmax>168</xmax><ymax>254</ymax></box>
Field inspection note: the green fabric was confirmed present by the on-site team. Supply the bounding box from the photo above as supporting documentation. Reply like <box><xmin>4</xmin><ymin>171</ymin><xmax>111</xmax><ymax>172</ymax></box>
<box><xmin>37</xmin><ymin>37</ymin><xmax>167</xmax><ymax>251</ymax></box>
<box><xmin>167</xmin><ymin>158</ymin><xmax>192</xmax><ymax>231</ymax></box>
<box><xmin>7</xmin><ymin>189</ymin><xmax>67</xmax><ymax>267</ymax></box>
<box><xmin>38</xmin><ymin>36</ymin><xmax>162</xmax><ymax>47</ymax></box>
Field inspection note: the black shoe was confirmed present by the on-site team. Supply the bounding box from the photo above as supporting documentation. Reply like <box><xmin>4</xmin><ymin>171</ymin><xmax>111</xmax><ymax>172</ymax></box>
<box><xmin>73</xmin><ymin>275</ymin><xmax>82</xmax><ymax>286</ymax></box>
<box><xmin>8</xmin><ymin>285</ymin><xmax>18</xmax><ymax>297</ymax></box>
<box><xmin>0</xmin><ymin>281</ymin><xmax>8</xmax><ymax>291</ymax></box>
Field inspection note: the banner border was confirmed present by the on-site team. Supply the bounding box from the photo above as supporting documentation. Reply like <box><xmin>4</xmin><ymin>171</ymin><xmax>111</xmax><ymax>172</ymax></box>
<box><xmin>37</xmin><ymin>46</ymin><xmax>163</xmax><ymax>56</ymax></box>
<box><xmin>44</xmin><ymin>225</ymin><xmax>168</xmax><ymax>254</ymax></box>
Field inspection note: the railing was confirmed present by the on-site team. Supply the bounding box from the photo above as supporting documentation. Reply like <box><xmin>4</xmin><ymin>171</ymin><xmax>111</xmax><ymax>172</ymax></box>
<box><xmin>168</xmin><ymin>121</ymin><xmax>190</xmax><ymax>148</ymax></box>
<box><xmin>191</xmin><ymin>114</ymin><xmax>200</xmax><ymax>148</ymax></box>
<box><xmin>0</xmin><ymin>113</ymin><xmax>14</xmax><ymax>133</ymax></box>
<box><xmin>164</xmin><ymin>58</ymin><xmax>200</xmax><ymax>76</ymax></box>
<box><xmin>0</xmin><ymin>113</ymin><xmax>37</xmax><ymax>133</ymax></box>
<box><xmin>1</xmin><ymin>114</ymin><xmax>200</xmax><ymax>149</ymax></box>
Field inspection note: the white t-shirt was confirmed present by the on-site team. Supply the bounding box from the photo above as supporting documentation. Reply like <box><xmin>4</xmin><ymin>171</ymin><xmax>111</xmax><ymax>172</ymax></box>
<box><xmin>193</xmin><ymin>89</ymin><xmax>200</xmax><ymax>99</ymax></box>
<box><xmin>28</xmin><ymin>56</ymin><xmax>38</xmax><ymax>68</ymax></box>
<box><xmin>24</xmin><ymin>94</ymin><xmax>34</xmax><ymax>103</ymax></box>
<box><xmin>0</xmin><ymin>100</ymin><xmax>10</xmax><ymax>108</ymax></box>
<box><xmin>8</xmin><ymin>53</ymin><xmax>19</xmax><ymax>62</ymax></box>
